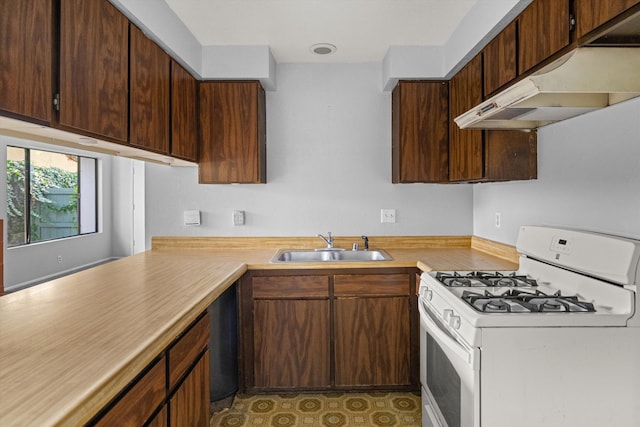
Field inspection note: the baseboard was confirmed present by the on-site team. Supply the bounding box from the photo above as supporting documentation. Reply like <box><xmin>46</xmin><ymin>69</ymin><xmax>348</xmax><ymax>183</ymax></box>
<box><xmin>5</xmin><ymin>257</ymin><xmax>121</xmax><ymax>293</ymax></box>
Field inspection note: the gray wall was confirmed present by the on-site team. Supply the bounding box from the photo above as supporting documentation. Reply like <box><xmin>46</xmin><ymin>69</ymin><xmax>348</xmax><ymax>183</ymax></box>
<box><xmin>1</xmin><ymin>135</ymin><xmax>115</xmax><ymax>290</ymax></box>
<box><xmin>144</xmin><ymin>62</ymin><xmax>474</xmax><ymax>246</ymax></box>
<box><xmin>473</xmin><ymin>97</ymin><xmax>640</xmax><ymax>245</ymax></box>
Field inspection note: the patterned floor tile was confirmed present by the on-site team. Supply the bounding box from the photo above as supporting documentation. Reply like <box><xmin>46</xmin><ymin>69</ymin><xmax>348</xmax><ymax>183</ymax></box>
<box><xmin>210</xmin><ymin>392</ymin><xmax>421</xmax><ymax>427</ymax></box>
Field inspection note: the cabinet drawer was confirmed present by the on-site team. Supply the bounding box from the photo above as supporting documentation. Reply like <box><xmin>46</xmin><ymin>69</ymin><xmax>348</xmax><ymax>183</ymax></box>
<box><xmin>334</xmin><ymin>274</ymin><xmax>409</xmax><ymax>297</ymax></box>
<box><xmin>95</xmin><ymin>356</ymin><xmax>166</xmax><ymax>426</ymax></box>
<box><xmin>169</xmin><ymin>312</ymin><xmax>210</xmax><ymax>389</ymax></box>
<box><xmin>253</xmin><ymin>275</ymin><xmax>329</xmax><ymax>298</ymax></box>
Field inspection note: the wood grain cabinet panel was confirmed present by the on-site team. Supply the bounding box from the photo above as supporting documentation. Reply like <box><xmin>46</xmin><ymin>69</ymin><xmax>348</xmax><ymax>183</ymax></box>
<box><xmin>253</xmin><ymin>299</ymin><xmax>330</xmax><ymax>389</ymax></box>
<box><xmin>575</xmin><ymin>0</ymin><xmax>640</xmax><ymax>40</ymax></box>
<box><xmin>147</xmin><ymin>405</ymin><xmax>168</xmax><ymax>427</ymax></box>
<box><xmin>253</xmin><ymin>275</ymin><xmax>329</xmax><ymax>298</ymax></box>
<box><xmin>130</xmin><ymin>25</ymin><xmax>170</xmax><ymax>154</ymax></box>
<box><xmin>449</xmin><ymin>54</ymin><xmax>484</xmax><ymax>182</ymax></box>
<box><xmin>94</xmin><ymin>356</ymin><xmax>166</xmax><ymax>427</ymax></box>
<box><xmin>392</xmin><ymin>81</ymin><xmax>449</xmax><ymax>183</ymax></box>
<box><xmin>199</xmin><ymin>81</ymin><xmax>266</xmax><ymax>183</ymax></box>
<box><xmin>59</xmin><ymin>0</ymin><xmax>129</xmax><ymax>142</ymax></box>
<box><xmin>171</xmin><ymin>61</ymin><xmax>199</xmax><ymax>162</ymax></box>
<box><xmin>169</xmin><ymin>311</ymin><xmax>210</xmax><ymax>389</ymax></box>
<box><xmin>483</xmin><ymin>21</ymin><xmax>517</xmax><ymax>97</ymax></box>
<box><xmin>0</xmin><ymin>0</ymin><xmax>53</xmax><ymax>123</ymax></box>
<box><xmin>334</xmin><ymin>297</ymin><xmax>411</xmax><ymax>386</ymax></box>
<box><xmin>518</xmin><ymin>0</ymin><xmax>570</xmax><ymax>74</ymax></box>
<box><xmin>484</xmin><ymin>130</ymin><xmax>537</xmax><ymax>181</ymax></box>
<box><xmin>170</xmin><ymin>350</ymin><xmax>210</xmax><ymax>427</ymax></box>
<box><xmin>334</xmin><ymin>274</ymin><xmax>409</xmax><ymax>296</ymax></box>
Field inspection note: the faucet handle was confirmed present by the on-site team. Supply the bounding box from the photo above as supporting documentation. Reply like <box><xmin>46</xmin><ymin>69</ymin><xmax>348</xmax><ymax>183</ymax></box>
<box><xmin>361</xmin><ymin>235</ymin><xmax>369</xmax><ymax>250</ymax></box>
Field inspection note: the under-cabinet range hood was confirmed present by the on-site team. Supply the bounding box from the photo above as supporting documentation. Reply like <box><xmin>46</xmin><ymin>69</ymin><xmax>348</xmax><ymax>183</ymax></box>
<box><xmin>455</xmin><ymin>47</ymin><xmax>640</xmax><ymax>130</ymax></box>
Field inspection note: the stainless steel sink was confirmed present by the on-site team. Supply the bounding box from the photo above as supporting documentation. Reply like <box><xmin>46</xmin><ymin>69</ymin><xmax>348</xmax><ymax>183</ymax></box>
<box><xmin>271</xmin><ymin>249</ymin><xmax>393</xmax><ymax>263</ymax></box>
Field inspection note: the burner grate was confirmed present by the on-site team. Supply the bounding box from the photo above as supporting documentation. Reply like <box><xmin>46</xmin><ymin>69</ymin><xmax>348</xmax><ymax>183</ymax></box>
<box><xmin>461</xmin><ymin>289</ymin><xmax>596</xmax><ymax>313</ymax></box>
<box><xmin>436</xmin><ymin>271</ymin><xmax>538</xmax><ymax>288</ymax></box>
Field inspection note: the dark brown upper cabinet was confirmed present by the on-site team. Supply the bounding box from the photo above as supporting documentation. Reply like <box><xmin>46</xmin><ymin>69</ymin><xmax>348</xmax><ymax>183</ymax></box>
<box><xmin>59</xmin><ymin>0</ymin><xmax>129</xmax><ymax>143</ymax></box>
<box><xmin>392</xmin><ymin>81</ymin><xmax>449</xmax><ymax>183</ymax></box>
<box><xmin>518</xmin><ymin>0</ymin><xmax>571</xmax><ymax>74</ymax></box>
<box><xmin>575</xmin><ymin>0</ymin><xmax>640</xmax><ymax>41</ymax></box>
<box><xmin>484</xmin><ymin>130</ymin><xmax>537</xmax><ymax>182</ymax></box>
<box><xmin>170</xmin><ymin>61</ymin><xmax>199</xmax><ymax>162</ymax></box>
<box><xmin>199</xmin><ymin>81</ymin><xmax>266</xmax><ymax>184</ymax></box>
<box><xmin>0</xmin><ymin>0</ymin><xmax>54</xmax><ymax>124</ymax></box>
<box><xmin>450</xmin><ymin>54</ymin><xmax>537</xmax><ymax>183</ymax></box>
<box><xmin>483</xmin><ymin>21</ymin><xmax>517</xmax><ymax>97</ymax></box>
<box><xmin>449</xmin><ymin>54</ymin><xmax>484</xmax><ymax>182</ymax></box>
<box><xmin>129</xmin><ymin>25</ymin><xmax>170</xmax><ymax>154</ymax></box>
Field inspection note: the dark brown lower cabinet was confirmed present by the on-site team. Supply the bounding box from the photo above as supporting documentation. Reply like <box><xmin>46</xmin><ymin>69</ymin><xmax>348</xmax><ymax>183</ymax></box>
<box><xmin>170</xmin><ymin>350</ymin><xmax>210</xmax><ymax>427</ymax></box>
<box><xmin>334</xmin><ymin>297</ymin><xmax>410</xmax><ymax>386</ymax></box>
<box><xmin>254</xmin><ymin>299</ymin><xmax>330</xmax><ymax>388</ymax></box>
<box><xmin>89</xmin><ymin>312</ymin><xmax>210</xmax><ymax>426</ymax></box>
<box><xmin>239</xmin><ymin>269</ymin><xmax>418</xmax><ymax>392</ymax></box>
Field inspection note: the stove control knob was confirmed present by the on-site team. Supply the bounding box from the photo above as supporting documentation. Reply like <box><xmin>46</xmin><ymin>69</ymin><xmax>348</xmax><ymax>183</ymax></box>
<box><xmin>425</xmin><ymin>289</ymin><xmax>433</xmax><ymax>301</ymax></box>
<box><xmin>443</xmin><ymin>309</ymin><xmax>453</xmax><ymax>322</ymax></box>
<box><xmin>450</xmin><ymin>315</ymin><xmax>461</xmax><ymax>330</ymax></box>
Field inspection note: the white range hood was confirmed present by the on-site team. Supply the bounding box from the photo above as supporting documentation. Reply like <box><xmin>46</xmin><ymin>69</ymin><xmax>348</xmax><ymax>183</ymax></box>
<box><xmin>455</xmin><ymin>47</ymin><xmax>640</xmax><ymax>130</ymax></box>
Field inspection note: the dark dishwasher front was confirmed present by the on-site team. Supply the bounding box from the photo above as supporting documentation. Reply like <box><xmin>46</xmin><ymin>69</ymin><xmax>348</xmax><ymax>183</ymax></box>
<box><xmin>208</xmin><ymin>282</ymin><xmax>238</xmax><ymax>401</ymax></box>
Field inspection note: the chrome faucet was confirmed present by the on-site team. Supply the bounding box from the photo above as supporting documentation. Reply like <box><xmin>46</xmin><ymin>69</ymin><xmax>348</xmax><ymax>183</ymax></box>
<box><xmin>361</xmin><ymin>235</ymin><xmax>369</xmax><ymax>250</ymax></box>
<box><xmin>317</xmin><ymin>232</ymin><xmax>334</xmax><ymax>249</ymax></box>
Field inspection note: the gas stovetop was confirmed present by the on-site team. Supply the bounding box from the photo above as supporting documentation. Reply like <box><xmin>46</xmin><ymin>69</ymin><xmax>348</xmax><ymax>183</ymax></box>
<box><xmin>461</xmin><ymin>288</ymin><xmax>596</xmax><ymax>313</ymax></box>
<box><xmin>432</xmin><ymin>271</ymin><xmax>595</xmax><ymax>313</ymax></box>
<box><xmin>435</xmin><ymin>271</ymin><xmax>538</xmax><ymax>288</ymax></box>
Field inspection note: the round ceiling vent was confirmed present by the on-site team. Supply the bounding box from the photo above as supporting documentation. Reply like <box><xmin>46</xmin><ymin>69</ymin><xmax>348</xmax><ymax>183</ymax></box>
<box><xmin>310</xmin><ymin>43</ymin><xmax>337</xmax><ymax>55</ymax></box>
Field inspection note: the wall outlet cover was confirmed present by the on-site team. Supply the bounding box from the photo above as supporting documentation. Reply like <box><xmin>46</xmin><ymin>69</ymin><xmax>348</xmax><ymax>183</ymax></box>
<box><xmin>233</xmin><ymin>210</ymin><xmax>245</xmax><ymax>226</ymax></box>
<box><xmin>184</xmin><ymin>210</ymin><xmax>201</xmax><ymax>226</ymax></box>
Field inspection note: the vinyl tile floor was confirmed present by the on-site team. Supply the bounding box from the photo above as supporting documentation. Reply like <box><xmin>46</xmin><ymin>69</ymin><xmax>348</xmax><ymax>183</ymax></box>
<box><xmin>209</xmin><ymin>391</ymin><xmax>422</xmax><ymax>427</ymax></box>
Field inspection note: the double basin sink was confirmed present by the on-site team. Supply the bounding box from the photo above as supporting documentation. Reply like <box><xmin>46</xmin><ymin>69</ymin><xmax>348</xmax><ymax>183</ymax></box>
<box><xmin>271</xmin><ymin>248</ymin><xmax>393</xmax><ymax>263</ymax></box>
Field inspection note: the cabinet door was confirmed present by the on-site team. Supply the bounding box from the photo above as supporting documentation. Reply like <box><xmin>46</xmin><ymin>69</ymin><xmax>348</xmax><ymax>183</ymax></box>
<box><xmin>170</xmin><ymin>350</ymin><xmax>210</xmax><ymax>427</ymax></box>
<box><xmin>575</xmin><ymin>0</ymin><xmax>640</xmax><ymax>39</ymax></box>
<box><xmin>0</xmin><ymin>0</ymin><xmax>53</xmax><ymax>123</ymax></box>
<box><xmin>449</xmin><ymin>54</ymin><xmax>484</xmax><ymax>182</ymax></box>
<box><xmin>392</xmin><ymin>81</ymin><xmax>449</xmax><ymax>183</ymax></box>
<box><xmin>253</xmin><ymin>299</ymin><xmax>330</xmax><ymax>389</ymax></box>
<box><xmin>484</xmin><ymin>130</ymin><xmax>537</xmax><ymax>181</ymax></box>
<box><xmin>130</xmin><ymin>25</ymin><xmax>170</xmax><ymax>153</ymax></box>
<box><xmin>171</xmin><ymin>61</ymin><xmax>199</xmax><ymax>162</ymax></box>
<box><xmin>59</xmin><ymin>0</ymin><xmax>128</xmax><ymax>142</ymax></box>
<box><xmin>199</xmin><ymin>81</ymin><xmax>267</xmax><ymax>183</ymax></box>
<box><xmin>518</xmin><ymin>0</ymin><xmax>570</xmax><ymax>74</ymax></box>
<box><xmin>94</xmin><ymin>356</ymin><xmax>166</xmax><ymax>427</ymax></box>
<box><xmin>483</xmin><ymin>21</ymin><xmax>517</xmax><ymax>97</ymax></box>
<box><xmin>334</xmin><ymin>297</ymin><xmax>411</xmax><ymax>386</ymax></box>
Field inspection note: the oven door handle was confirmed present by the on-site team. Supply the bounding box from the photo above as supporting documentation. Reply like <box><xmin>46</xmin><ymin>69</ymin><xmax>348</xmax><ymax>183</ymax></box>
<box><xmin>419</xmin><ymin>298</ymin><xmax>473</xmax><ymax>365</ymax></box>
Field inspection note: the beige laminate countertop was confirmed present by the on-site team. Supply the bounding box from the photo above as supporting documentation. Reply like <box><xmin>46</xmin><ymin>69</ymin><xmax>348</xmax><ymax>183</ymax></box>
<box><xmin>0</xmin><ymin>241</ymin><xmax>517</xmax><ymax>426</ymax></box>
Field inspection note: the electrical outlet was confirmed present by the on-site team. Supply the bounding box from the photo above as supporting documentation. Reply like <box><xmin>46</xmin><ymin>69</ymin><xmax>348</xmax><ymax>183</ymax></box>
<box><xmin>57</xmin><ymin>255</ymin><xmax>62</xmax><ymax>264</ymax></box>
<box><xmin>233</xmin><ymin>210</ymin><xmax>245</xmax><ymax>226</ymax></box>
<box><xmin>381</xmin><ymin>209</ymin><xmax>396</xmax><ymax>223</ymax></box>
<box><xmin>495</xmin><ymin>212</ymin><xmax>502</xmax><ymax>228</ymax></box>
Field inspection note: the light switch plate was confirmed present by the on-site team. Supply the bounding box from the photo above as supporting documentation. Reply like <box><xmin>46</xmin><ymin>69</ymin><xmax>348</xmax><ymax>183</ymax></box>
<box><xmin>184</xmin><ymin>210</ymin><xmax>201</xmax><ymax>226</ymax></box>
<box><xmin>381</xmin><ymin>209</ymin><xmax>396</xmax><ymax>223</ymax></box>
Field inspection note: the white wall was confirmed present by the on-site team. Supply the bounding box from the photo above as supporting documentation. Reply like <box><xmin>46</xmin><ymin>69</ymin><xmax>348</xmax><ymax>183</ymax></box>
<box><xmin>145</xmin><ymin>63</ymin><xmax>473</xmax><ymax>247</ymax></box>
<box><xmin>473</xmin><ymin>97</ymin><xmax>640</xmax><ymax>245</ymax></box>
<box><xmin>1</xmin><ymin>135</ymin><xmax>115</xmax><ymax>290</ymax></box>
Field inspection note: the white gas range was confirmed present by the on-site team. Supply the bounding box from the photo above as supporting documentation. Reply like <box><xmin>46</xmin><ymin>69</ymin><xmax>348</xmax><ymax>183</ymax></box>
<box><xmin>418</xmin><ymin>226</ymin><xmax>640</xmax><ymax>427</ymax></box>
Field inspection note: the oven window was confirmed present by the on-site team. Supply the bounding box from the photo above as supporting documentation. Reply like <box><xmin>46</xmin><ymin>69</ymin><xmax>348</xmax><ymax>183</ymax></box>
<box><xmin>427</xmin><ymin>333</ymin><xmax>461</xmax><ymax>427</ymax></box>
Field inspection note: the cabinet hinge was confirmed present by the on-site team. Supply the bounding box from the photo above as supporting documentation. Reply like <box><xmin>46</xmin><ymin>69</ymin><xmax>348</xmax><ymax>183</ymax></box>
<box><xmin>569</xmin><ymin>13</ymin><xmax>576</xmax><ymax>32</ymax></box>
<box><xmin>53</xmin><ymin>93</ymin><xmax>60</xmax><ymax>111</ymax></box>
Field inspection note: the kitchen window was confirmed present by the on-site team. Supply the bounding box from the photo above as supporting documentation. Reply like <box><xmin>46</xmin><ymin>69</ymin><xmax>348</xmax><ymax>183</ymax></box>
<box><xmin>6</xmin><ymin>146</ymin><xmax>98</xmax><ymax>247</ymax></box>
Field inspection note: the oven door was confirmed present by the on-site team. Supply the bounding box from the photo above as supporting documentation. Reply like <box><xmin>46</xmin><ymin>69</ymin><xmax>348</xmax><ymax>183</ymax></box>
<box><xmin>419</xmin><ymin>297</ymin><xmax>480</xmax><ymax>427</ymax></box>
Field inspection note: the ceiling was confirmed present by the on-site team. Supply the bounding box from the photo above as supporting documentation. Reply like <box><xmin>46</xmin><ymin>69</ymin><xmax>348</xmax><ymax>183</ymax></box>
<box><xmin>163</xmin><ymin>0</ymin><xmax>478</xmax><ymax>63</ymax></box>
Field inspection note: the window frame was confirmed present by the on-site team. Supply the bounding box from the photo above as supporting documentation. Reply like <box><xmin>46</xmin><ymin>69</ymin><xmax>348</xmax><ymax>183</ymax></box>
<box><xmin>6</xmin><ymin>145</ymin><xmax>99</xmax><ymax>247</ymax></box>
